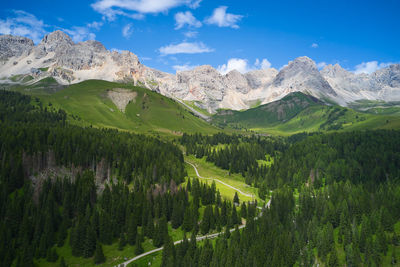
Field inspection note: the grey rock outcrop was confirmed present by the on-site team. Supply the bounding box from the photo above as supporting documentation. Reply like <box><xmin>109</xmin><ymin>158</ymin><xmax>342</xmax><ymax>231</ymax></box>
<box><xmin>272</xmin><ymin>56</ymin><xmax>336</xmax><ymax>96</ymax></box>
<box><xmin>33</xmin><ymin>30</ymin><xmax>74</xmax><ymax>59</ymax></box>
<box><xmin>0</xmin><ymin>35</ymin><xmax>34</xmax><ymax>61</ymax></box>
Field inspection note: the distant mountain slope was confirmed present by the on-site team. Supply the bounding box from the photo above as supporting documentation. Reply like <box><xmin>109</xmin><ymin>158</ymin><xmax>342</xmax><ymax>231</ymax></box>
<box><xmin>211</xmin><ymin>92</ymin><xmax>400</xmax><ymax>135</ymax></box>
<box><xmin>11</xmin><ymin>79</ymin><xmax>219</xmax><ymax>136</ymax></box>
<box><xmin>212</xmin><ymin>92</ymin><xmax>324</xmax><ymax>127</ymax></box>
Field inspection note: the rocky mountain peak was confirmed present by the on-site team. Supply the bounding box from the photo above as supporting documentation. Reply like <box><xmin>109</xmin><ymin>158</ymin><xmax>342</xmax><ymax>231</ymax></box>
<box><xmin>224</xmin><ymin>69</ymin><xmax>250</xmax><ymax>94</ymax></box>
<box><xmin>78</xmin><ymin>40</ymin><xmax>107</xmax><ymax>52</ymax></box>
<box><xmin>0</xmin><ymin>35</ymin><xmax>34</xmax><ymax>61</ymax></box>
<box><xmin>34</xmin><ymin>30</ymin><xmax>74</xmax><ymax>59</ymax></box>
<box><xmin>321</xmin><ymin>63</ymin><xmax>351</xmax><ymax>78</ymax></box>
<box><xmin>42</xmin><ymin>30</ymin><xmax>73</xmax><ymax>44</ymax></box>
<box><xmin>372</xmin><ymin>64</ymin><xmax>400</xmax><ymax>88</ymax></box>
<box><xmin>272</xmin><ymin>56</ymin><xmax>336</xmax><ymax>96</ymax></box>
<box><xmin>287</xmin><ymin>56</ymin><xmax>318</xmax><ymax>71</ymax></box>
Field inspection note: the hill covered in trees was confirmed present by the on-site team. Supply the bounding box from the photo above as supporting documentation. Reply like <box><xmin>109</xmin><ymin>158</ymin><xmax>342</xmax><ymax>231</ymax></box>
<box><xmin>0</xmin><ymin>91</ymin><xmax>257</xmax><ymax>266</ymax></box>
<box><xmin>173</xmin><ymin>130</ymin><xmax>400</xmax><ymax>266</ymax></box>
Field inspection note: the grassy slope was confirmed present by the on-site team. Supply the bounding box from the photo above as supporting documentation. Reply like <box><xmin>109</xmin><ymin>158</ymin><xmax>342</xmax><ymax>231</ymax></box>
<box><xmin>13</xmin><ymin>79</ymin><xmax>219</xmax><ymax>137</ymax></box>
<box><xmin>212</xmin><ymin>92</ymin><xmax>400</xmax><ymax>136</ymax></box>
<box><xmin>185</xmin><ymin>155</ymin><xmax>263</xmax><ymax>204</ymax></box>
<box><xmin>212</xmin><ymin>92</ymin><xmax>322</xmax><ymax>128</ymax></box>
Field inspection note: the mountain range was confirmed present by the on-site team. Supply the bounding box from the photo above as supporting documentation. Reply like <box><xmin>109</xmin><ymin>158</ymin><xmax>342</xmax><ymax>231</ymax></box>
<box><xmin>1</xmin><ymin>30</ymin><xmax>400</xmax><ymax>113</ymax></box>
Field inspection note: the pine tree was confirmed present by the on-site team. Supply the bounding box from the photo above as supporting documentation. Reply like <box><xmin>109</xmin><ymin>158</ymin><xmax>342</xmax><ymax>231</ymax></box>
<box><xmin>93</xmin><ymin>242</ymin><xmax>106</xmax><ymax>264</ymax></box>
<box><xmin>118</xmin><ymin>232</ymin><xmax>126</xmax><ymax>251</ymax></box>
<box><xmin>233</xmin><ymin>192</ymin><xmax>239</xmax><ymax>205</ymax></box>
<box><xmin>161</xmin><ymin>235</ymin><xmax>175</xmax><ymax>267</ymax></box>
<box><xmin>83</xmin><ymin>226</ymin><xmax>96</xmax><ymax>258</ymax></box>
<box><xmin>240</xmin><ymin>202</ymin><xmax>247</xmax><ymax>219</ymax></box>
<box><xmin>171</xmin><ymin>200</ymin><xmax>182</xmax><ymax>229</ymax></box>
<box><xmin>127</xmin><ymin>214</ymin><xmax>137</xmax><ymax>246</ymax></box>
<box><xmin>200</xmin><ymin>205</ymin><xmax>212</xmax><ymax>235</ymax></box>
<box><xmin>145</xmin><ymin>212</ymin><xmax>154</xmax><ymax>239</ymax></box>
<box><xmin>134</xmin><ymin>233</ymin><xmax>144</xmax><ymax>255</ymax></box>
<box><xmin>182</xmin><ymin>206</ymin><xmax>192</xmax><ymax>232</ymax></box>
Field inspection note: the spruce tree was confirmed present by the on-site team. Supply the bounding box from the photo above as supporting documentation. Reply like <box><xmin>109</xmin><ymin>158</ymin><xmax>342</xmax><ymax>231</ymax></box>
<box><xmin>93</xmin><ymin>242</ymin><xmax>106</xmax><ymax>264</ymax></box>
<box><xmin>118</xmin><ymin>232</ymin><xmax>126</xmax><ymax>251</ymax></box>
<box><xmin>127</xmin><ymin>214</ymin><xmax>137</xmax><ymax>246</ymax></box>
<box><xmin>134</xmin><ymin>233</ymin><xmax>144</xmax><ymax>255</ymax></box>
<box><xmin>233</xmin><ymin>192</ymin><xmax>239</xmax><ymax>205</ymax></box>
<box><xmin>182</xmin><ymin>206</ymin><xmax>192</xmax><ymax>232</ymax></box>
<box><xmin>240</xmin><ymin>202</ymin><xmax>247</xmax><ymax>219</ymax></box>
<box><xmin>171</xmin><ymin>200</ymin><xmax>182</xmax><ymax>229</ymax></box>
<box><xmin>161</xmin><ymin>235</ymin><xmax>175</xmax><ymax>267</ymax></box>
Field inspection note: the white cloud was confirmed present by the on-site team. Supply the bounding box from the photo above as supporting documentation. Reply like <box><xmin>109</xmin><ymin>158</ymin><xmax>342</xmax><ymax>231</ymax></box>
<box><xmin>218</xmin><ymin>58</ymin><xmax>272</xmax><ymax>75</ymax></box>
<box><xmin>317</xmin><ymin>62</ymin><xmax>327</xmax><ymax>69</ymax></box>
<box><xmin>122</xmin><ymin>23</ymin><xmax>134</xmax><ymax>38</ymax></box>
<box><xmin>0</xmin><ymin>10</ymin><xmax>99</xmax><ymax>44</ymax></box>
<box><xmin>173</xmin><ymin>63</ymin><xmax>198</xmax><ymax>71</ymax></box>
<box><xmin>354</xmin><ymin>61</ymin><xmax>393</xmax><ymax>74</ymax></box>
<box><xmin>92</xmin><ymin>0</ymin><xmax>202</xmax><ymax>20</ymax></box>
<box><xmin>63</xmin><ymin>27</ymin><xmax>96</xmax><ymax>42</ymax></box>
<box><xmin>140</xmin><ymin>56</ymin><xmax>152</xmax><ymax>61</ymax></box>
<box><xmin>255</xmin><ymin>58</ymin><xmax>271</xmax><ymax>69</ymax></box>
<box><xmin>87</xmin><ymin>21</ymin><xmax>103</xmax><ymax>30</ymax></box>
<box><xmin>183</xmin><ymin>31</ymin><xmax>198</xmax><ymax>38</ymax></box>
<box><xmin>0</xmin><ymin>10</ymin><xmax>47</xmax><ymax>43</ymax></box>
<box><xmin>159</xmin><ymin>41</ymin><xmax>214</xmax><ymax>55</ymax></box>
<box><xmin>205</xmin><ymin>6</ymin><xmax>243</xmax><ymax>29</ymax></box>
<box><xmin>311</xmin><ymin>43</ymin><xmax>318</xmax><ymax>48</ymax></box>
<box><xmin>174</xmin><ymin>11</ymin><xmax>201</xmax><ymax>29</ymax></box>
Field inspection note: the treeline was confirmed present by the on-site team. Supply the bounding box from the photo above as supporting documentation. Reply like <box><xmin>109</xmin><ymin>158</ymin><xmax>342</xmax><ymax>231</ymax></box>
<box><xmin>260</xmin><ymin>130</ymin><xmax>400</xmax><ymax>195</ymax></box>
<box><xmin>163</xmin><ymin>180</ymin><xmax>400</xmax><ymax>266</ymax></box>
<box><xmin>181</xmin><ymin>133</ymin><xmax>287</xmax><ymax>185</ymax></box>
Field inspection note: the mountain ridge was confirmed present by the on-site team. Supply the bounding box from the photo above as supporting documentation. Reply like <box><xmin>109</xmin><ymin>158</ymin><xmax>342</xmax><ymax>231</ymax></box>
<box><xmin>1</xmin><ymin>30</ymin><xmax>400</xmax><ymax>113</ymax></box>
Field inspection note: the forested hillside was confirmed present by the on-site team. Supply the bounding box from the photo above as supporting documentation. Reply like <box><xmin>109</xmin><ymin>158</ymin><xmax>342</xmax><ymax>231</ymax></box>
<box><xmin>172</xmin><ymin>131</ymin><xmax>400</xmax><ymax>266</ymax></box>
<box><xmin>0</xmin><ymin>91</ymin><xmax>253</xmax><ymax>266</ymax></box>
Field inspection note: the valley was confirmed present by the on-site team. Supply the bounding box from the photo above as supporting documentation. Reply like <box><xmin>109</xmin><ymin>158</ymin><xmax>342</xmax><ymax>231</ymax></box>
<box><xmin>1</xmin><ymin>21</ymin><xmax>400</xmax><ymax>267</ymax></box>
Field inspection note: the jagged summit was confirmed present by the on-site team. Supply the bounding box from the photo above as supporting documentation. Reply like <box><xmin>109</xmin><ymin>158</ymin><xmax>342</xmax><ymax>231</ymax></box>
<box><xmin>1</xmin><ymin>30</ymin><xmax>400</xmax><ymax>113</ymax></box>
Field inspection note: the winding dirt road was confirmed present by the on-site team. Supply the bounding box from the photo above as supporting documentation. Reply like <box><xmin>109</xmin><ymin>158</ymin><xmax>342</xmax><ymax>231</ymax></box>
<box><xmin>116</xmin><ymin>163</ymin><xmax>271</xmax><ymax>267</ymax></box>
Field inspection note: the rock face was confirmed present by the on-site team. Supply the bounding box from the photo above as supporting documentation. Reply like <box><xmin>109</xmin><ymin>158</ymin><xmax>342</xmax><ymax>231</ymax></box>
<box><xmin>1</xmin><ymin>30</ymin><xmax>400</xmax><ymax>113</ymax></box>
<box><xmin>0</xmin><ymin>35</ymin><xmax>34</xmax><ymax>61</ymax></box>
<box><xmin>321</xmin><ymin>63</ymin><xmax>400</xmax><ymax>105</ymax></box>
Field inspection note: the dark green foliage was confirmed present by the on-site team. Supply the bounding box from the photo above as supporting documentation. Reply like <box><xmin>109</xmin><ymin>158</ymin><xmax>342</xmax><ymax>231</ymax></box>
<box><xmin>0</xmin><ymin>91</ymin><xmax>220</xmax><ymax>266</ymax></box>
<box><xmin>162</xmin><ymin>176</ymin><xmax>400</xmax><ymax>267</ymax></box>
<box><xmin>161</xmin><ymin>235</ymin><xmax>175</xmax><ymax>267</ymax></box>
<box><xmin>262</xmin><ymin>130</ymin><xmax>400</xmax><ymax>189</ymax></box>
<box><xmin>46</xmin><ymin>247</ymin><xmax>59</xmax><ymax>262</ymax></box>
<box><xmin>59</xmin><ymin>256</ymin><xmax>67</xmax><ymax>267</ymax></box>
<box><xmin>134</xmin><ymin>233</ymin><xmax>144</xmax><ymax>255</ymax></box>
<box><xmin>93</xmin><ymin>242</ymin><xmax>105</xmax><ymax>264</ymax></box>
<box><xmin>233</xmin><ymin>192</ymin><xmax>239</xmax><ymax>204</ymax></box>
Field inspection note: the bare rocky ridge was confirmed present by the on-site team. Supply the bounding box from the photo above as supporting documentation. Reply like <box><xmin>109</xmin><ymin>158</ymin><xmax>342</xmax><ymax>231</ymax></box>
<box><xmin>1</xmin><ymin>30</ymin><xmax>400</xmax><ymax>113</ymax></box>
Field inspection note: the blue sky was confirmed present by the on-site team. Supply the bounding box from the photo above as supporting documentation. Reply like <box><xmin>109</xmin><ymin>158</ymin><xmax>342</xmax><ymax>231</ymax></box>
<box><xmin>1</xmin><ymin>0</ymin><xmax>399</xmax><ymax>74</ymax></box>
